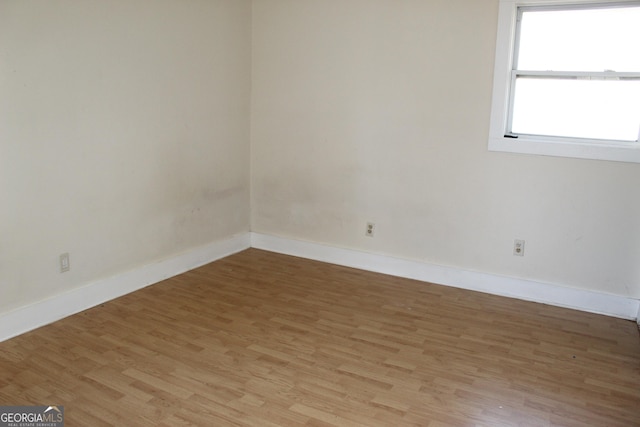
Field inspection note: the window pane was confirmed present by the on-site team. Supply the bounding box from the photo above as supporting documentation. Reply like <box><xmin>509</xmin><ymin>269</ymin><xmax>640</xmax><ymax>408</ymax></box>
<box><xmin>511</xmin><ymin>78</ymin><xmax>640</xmax><ymax>141</ymax></box>
<box><xmin>518</xmin><ymin>6</ymin><xmax>640</xmax><ymax>72</ymax></box>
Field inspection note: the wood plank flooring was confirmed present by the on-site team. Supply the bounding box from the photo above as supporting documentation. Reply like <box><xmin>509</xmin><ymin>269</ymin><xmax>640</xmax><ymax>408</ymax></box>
<box><xmin>0</xmin><ymin>248</ymin><xmax>639</xmax><ymax>426</ymax></box>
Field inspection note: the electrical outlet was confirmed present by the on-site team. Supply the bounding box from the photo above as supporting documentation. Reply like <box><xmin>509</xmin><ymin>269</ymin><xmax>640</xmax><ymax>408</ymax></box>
<box><xmin>60</xmin><ymin>253</ymin><xmax>70</xmax><ymax>272</ymax></box>
<box><xmin>365</xmin><ymin>222</ymin><xmax>375</xmax><ymax>237</ymax></box>
<box><xmin>513</xmin><ymin>239</ymin><xmax>525</xmax><ymax>256</ymax></box>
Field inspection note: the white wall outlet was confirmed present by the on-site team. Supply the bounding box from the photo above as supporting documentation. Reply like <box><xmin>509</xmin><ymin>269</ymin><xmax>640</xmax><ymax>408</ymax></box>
<box><xmin>60</xmin><ymin>253</ymin><xmax>70</xmax><ymax>272</ymax></box>
<box><xmin>513</xmin><ymin>239</ymin><xmax>525</xmax><ymax>256</ymax></box>
<box><xmin>366</xmin><ymin>222</ymin><xmax>375</xmax><ymax>237</ymax></box>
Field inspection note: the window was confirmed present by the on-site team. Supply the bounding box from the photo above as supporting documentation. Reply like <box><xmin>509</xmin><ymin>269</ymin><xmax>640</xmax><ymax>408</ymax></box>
<box><xmin>488</xmin><ymin>0</ymin><xmax>640</xmax><ymax>163</ymax></box>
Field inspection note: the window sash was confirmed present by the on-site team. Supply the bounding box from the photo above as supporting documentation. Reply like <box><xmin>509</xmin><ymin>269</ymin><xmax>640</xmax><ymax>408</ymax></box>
<box><xmin>512</xmin><ymin>71</ymin><xmax>640</xmax><ymax>80</ymax></box>
<box><xmin>506</xmin><ymin>71</ymin><xmax>640</xmax><ymax>141</ymax></box>
<box><xmin>506</xmin><ymin>3</ymin><xmax>640</xmax><ymax>142</ymax></box>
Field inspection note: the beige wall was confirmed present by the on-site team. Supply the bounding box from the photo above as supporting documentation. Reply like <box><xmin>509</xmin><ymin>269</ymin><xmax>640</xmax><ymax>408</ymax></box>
<box><xmin>251</xmin><ymin>0</ymin><xmax>640</xmax><ymax>298</ymax></box>
<box><xmin>0</xmin><ymin>0</ymin><xmax>251</xmax><ymax>312</ymax></box>
<box><xmin>2</xmin><ymin>0</ymin><xmax>638</xmax><ymax>319</ymax></box>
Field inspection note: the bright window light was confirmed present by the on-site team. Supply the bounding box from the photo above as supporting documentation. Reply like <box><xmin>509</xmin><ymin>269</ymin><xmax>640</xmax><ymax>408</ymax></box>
<box><xmin>517</xmin><ymin>7</ymin><xmax>640</xmax><ymax>72</ymax></box>
<box><xmin>512</xmin><ymin>78</ymin><xmax>640</xmax><ymax>141</ymax></box>
<box><xmin>509</xmin><ymin>4</ymin><xmax>640</xmax><ymax>142</ymax></box>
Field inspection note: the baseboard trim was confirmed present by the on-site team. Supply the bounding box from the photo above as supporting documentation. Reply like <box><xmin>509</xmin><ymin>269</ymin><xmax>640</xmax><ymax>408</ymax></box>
<box><xmin>0</xmin><ymin>233</ymin><xmax>251</xmax><ymax>342</ymax></box>
<box><xmin>251</xmin><ymin>233</ymin><xmax>639</xmax><ymax>321</ymax></box>
<box><xmin>2</xmin><ymin>231</ymin><xmax>636</xmax><ymax>343</ymax></box>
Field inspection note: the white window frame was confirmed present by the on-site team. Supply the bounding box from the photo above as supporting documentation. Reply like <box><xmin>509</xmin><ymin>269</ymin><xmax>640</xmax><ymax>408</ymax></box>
<box><xmin>488</xmin><ymin>0</ymin><xmax>640</xmax><ymax>163</ymax></box>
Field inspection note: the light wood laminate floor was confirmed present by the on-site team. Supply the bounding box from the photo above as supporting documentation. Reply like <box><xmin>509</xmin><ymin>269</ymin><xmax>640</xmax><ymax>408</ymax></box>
<box><xmin>1</xmin><ymin>249</ymin><xmax>639</xmax><ymax>426</ymax></box>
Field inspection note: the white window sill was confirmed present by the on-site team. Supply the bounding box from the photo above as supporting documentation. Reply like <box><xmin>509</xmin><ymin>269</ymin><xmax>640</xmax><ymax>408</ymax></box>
<box><xmin>488</xmin><ymin>135</ymin><xmax>640</xmax><ymax>163</ymax></box>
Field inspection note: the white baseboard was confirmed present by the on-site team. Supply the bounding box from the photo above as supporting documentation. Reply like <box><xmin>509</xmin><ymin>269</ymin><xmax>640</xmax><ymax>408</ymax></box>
<box><xmin>2</xmin><ymin>231</ymin><xmax>636</xmax><ymax>343</ymax></box>
<box><xmin>251</xmin><ymin>233</ymin><xmax>639</xmax><ymax>321</ymax></box>
<box><xmin>0</xmin><ymin>233</ymin><xmax>251</xmax><ymax>342</ymax></box>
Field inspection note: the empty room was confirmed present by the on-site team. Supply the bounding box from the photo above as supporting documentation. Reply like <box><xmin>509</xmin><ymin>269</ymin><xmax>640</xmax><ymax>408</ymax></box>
<box><xmin>1</xmin><ymin>0</ymin><xmax>639</xmax><ymax>425</ymax></box>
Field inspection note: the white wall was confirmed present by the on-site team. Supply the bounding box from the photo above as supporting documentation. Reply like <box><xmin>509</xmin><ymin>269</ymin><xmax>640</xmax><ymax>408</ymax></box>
<box><xmin>251</xmin><ymin>0</ymin><xmax>640</xmax><ymax>299</ymax></box>
<box><xmin>0</xmin><ymin>0</ymin><xmax>251</xmax><ymax>314</ymax></box>
<box><xmin>2</xmin><ymin>0</ymin><xmax>637</xmax><ymax>325</ymax></box>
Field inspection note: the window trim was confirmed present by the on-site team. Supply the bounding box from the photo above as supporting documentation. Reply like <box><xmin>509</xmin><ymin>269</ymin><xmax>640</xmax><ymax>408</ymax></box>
<box><xmin>488</xmin><ymin>0</ymin><xmax>640</xmax><ymax>163</ymax></box>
